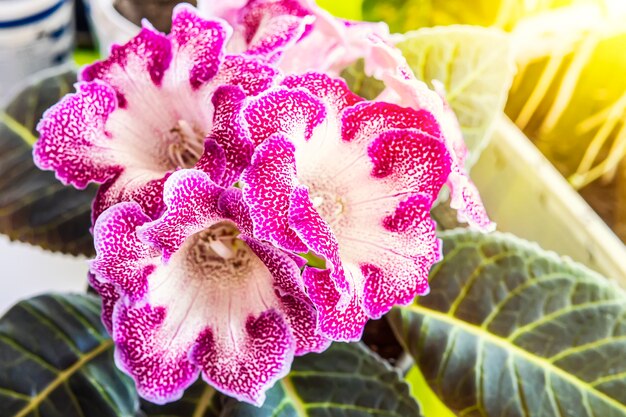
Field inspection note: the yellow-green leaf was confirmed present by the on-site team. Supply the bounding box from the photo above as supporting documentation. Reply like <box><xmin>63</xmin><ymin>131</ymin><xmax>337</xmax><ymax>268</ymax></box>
<box><xmin>397</xmin><ymin>26</ymin><xmax>515</xmax><ymax>165</ymax></box>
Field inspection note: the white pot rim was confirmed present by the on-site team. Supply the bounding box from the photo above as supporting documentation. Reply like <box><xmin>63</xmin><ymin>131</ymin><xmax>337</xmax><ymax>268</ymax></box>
<box><xmin>86</xmin><ymin>0</ymin><xmax>139</xmax><ymax>33</ymax></box>
<box><xmin>0</xmin><ymin>0</ymin><xmax>70</xmax><ymax>24</ymax></box>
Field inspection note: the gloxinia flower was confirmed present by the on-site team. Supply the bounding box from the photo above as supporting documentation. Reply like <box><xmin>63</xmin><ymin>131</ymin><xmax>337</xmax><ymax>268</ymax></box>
<box><xmin>198</xmin><ymin>0</ymin><xmax>388</xmax><ymax>72</ymax></box>
<box><xmin>34</xmin><ymin>4</ymin><xmax>277</xmax><ymax>221</ymax></box>
<box><xmin>90</xmin><ymin>168</ymin><xmax>328</xmax><ymax>405</ymax></box>
<box><xmin>239</xmin><ymin>72</ymin><xmax>455</xmax><ymax>340</ymax></box>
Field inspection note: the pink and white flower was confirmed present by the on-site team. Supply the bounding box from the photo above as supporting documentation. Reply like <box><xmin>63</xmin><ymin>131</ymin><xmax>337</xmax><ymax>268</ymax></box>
<box><xmin>198</xmin><ymin>0</ymin><xmax>491</xmax><ymax>230</ymax></box>
<box><xmin>90</xmin><ymin>168</ymin><xmax>328</xmax><ymax>405</ymax></box>
<box><xmin>239</xmin><ymin>72</ymin><xmax>454</xmax><ymax>341</ymax></box>
<box><xmin>33</xmin><ymin>4</ymin><xmax>277</xmax><ymax>221</ymax></box>
<box><xmin>199</xmin><ymin>0</ymin><xmax>388</xmax><ymax>73</ymax></box>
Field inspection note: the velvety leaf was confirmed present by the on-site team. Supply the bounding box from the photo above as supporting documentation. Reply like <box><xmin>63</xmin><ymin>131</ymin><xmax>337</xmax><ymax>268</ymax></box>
<box><xmin>396</xmin><ymin>26</ymin><xmax>515</xmax><ymax>165</ymax></box>
<box><xmin>142</xmin><ymin>343</ymin><xmax>422</xmax><ymax>417</ymax></box>
<box><xmin>0</xmin><ymin>67</ymin><xmax>96</xmax><ymax>256</ymax></box>
<box><xmin>0</xmin><ymin>293</ymin><xmax>138</xmax><ymax>417</ymax></box>
<box><xmin>390</xmin><ymin>230</ymin><xmax>626</xmax><ymax>417</ymax></box>
<box><xmin>140</xmin><ymin>381</ymin><xmax>221</xmax><ymax>417</ymax></box>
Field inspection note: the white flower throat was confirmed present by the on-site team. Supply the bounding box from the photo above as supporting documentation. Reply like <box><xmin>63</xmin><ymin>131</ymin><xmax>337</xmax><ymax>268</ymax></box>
<box><xmin>167</xmin><ymin>120</ymin><xmax>206</xmax><ymax>169</ymax></box>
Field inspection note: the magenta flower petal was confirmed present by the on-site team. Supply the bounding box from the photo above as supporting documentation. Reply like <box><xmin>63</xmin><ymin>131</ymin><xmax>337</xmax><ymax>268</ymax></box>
<box><xmin>368</xmin><ymin>40</ymin><xmax>495</xmax><ymax>231</ymax></box>
<box><xmin>113</xmin><ymin>303</ymin><xmax>200</xmax><ymax>404</ymax></box>
<box><xmin>239</xmin><ymin>0</ymin><xmax>314</xmax><ymax>60</ymax></box>
<box><xmin>90</xmin><ymin>169</ymin><xmax>324</xmax><ymax>405</ymax></box>
<box><xmin>169</xmin><ymin>4</ymin><xmax>231</xmax><ymax>89</ymax></box>
<box><xmin>190</xmin><ymin>310</ymin><xmax>293</xmax><ymax>405</ymax></box>
<box><xmin>243</xmin><ymin>87</ymin><xmax>326</xmax><ymax>146</ymax></box>
<box><xmin>88</xmin><ymin>273</ymin><xmax>120</xmax><ymax>334</ymax></box>
<box><xmin>81</xmin><ymin>27</ymin><xmax>172</xmax><ymax>106</ymax></box>
<box><xmin>34</xmin><ymin>82</ymin><xmax>121</xmax><ymax>189</ymax></box>
<box><xmin>288</xmin><ymin>184</ymin><xmax>351</xmax><ymax>300</ymax></box>
<box><xmin>92</xmin><ymin>174</ymin><xmax>171</xmax><ymax>222</ymax></box>
<box><xmin>240</xmin><ymin>236</ymin><xmax>330</xmax><ymax>354</ymax></box>
<box><xmin>241</xmin><ymin>134</ymin><xmax>307</xmax><ymax>253</ymax></box>
<box><xmin>91</xmin><ymin>202</ymin><xmax>159</xmax><ymax>301</ymax></box>
<box><xmin>137</xmin><ymin>170</ymin><xmax>225</xmax><ymax>259</ymax></box>
<box><xmin>281</xmin><ymin>72</ymin><xmax>362</xmax><ymax>113</ymax></box>
<box><xmin>302</xmin><ymin>268</ymin><xmax>368</xmax><ymax>341</ymax></box>
<box><xmin>204</xmin><ymin>86</ymin><xmax>254</xmax><ymax>186</ymax></box>
<box><xmin>342</xmin><ymin>101</ymin><xmax>442</xmax><ymax>144</ymax></box>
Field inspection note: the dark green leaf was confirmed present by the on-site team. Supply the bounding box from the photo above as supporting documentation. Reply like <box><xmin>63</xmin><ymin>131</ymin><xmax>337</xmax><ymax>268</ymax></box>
<box><xmin>0</xmin><ymin>67</ymin><xmax>96</xmax><ymax>256</ymax></box>
<box><xmin>142</xmin><ymin>343</ymin><xmax>422</xmax><ymax>417</ymax></box>
<box><xmin>390</xmin><ymin>230</ymin><xmax>626</xmax><ymax>417</ymax></box>
<box><xmin>0</xmin><ymin>293</ymin><xmax>138</xmax><ymax>417</ymax></box>
<box><xmin>140</xmin><ymin>381</ymin><xmax>221</xmax><ymax>417</ymax></box>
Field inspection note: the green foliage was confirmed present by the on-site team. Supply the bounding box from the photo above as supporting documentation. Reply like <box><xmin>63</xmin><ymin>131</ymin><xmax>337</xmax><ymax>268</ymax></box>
<box><xmin>140</xmin><ymin>381</ymin><xmax>220</xmax><ymax>417</ymax></box>
<box><xmin>390</xmin><ymin>229</ymin><xmax>626</xmax><ymax>417</ymax></box>
<box><xmin>0</xmin><ymin>68</ymin><xmax>96</xmax><ymax>256</ymax></box>
<box><xmin>0</xmin><ymin>294</ymin><xmax>138</xmax><ymax>417</ymax></box>
<box><xmin>142</xmin><ymin>343</ymin><xmax>422</xmax><ymax>417</ymax></box>
<box><xmin>405</xmin><ymin>366</ymin><xmax>455</xmax><ymax>417</ymax></box>
<box><xmin>397</xmin><ymin>26</ymin><xmax>514</xmax><ymax>165</ymax></box>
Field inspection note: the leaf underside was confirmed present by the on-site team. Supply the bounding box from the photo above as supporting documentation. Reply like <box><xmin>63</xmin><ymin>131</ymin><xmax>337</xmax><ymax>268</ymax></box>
<box><xmin>0</xmin><ymin>293</ymin><xmax>138</xmax><ymax>417</ymax></box>
<box><xmin>0</xmin><ymin>68</ymin><xmax>96</xmax><ymax>256</ymax></box>
<box><xmin>390</xmin><ymin>229</ymin><xmax>626</xmax><ymax>417</ymax></box>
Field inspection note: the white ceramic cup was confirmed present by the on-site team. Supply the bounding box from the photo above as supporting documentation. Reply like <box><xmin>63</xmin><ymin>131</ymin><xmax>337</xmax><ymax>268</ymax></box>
<box><xmin>82</xmin><ymin>0</ymin><xmax>138</xmax><ymax>56</ymax></box>
<box><xmin>0</xmin><ymin>0</ymin><xmax>76</xmax><ymax>101</ymax></box>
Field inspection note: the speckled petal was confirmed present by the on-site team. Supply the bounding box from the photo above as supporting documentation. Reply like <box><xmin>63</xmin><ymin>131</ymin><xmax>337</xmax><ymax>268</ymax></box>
<box><xmin>88</xmin><ymin>273</ymin><xmax>120</xmax><ymax>334</ymax></box>
<box><xmin>170</xmin><ymin>4</ymin><xmax>231</xmax><ymax>90</ymax></box>
<box><xmin>342</xmin><ymin>101</ymin><xmax>442</xmax><ymax>144</ymax></box>
<box><xmin>281</xmin><ymin>72</ymin><xmax>362</xmax><ymax>114</ymax></box>
<box><xmin>242</xmin><ymin>87</ymin><xmax>326</xmax><ymax>146</ymax></box>
<box><xmin>193</xmin><ymin>138</ymin><xmax>228</xmax><ymax>186</ymax></box>
<box><xmin>113</xmin><ymin>302</ymin><xmax>200</xmax><ymax>404</ymax></box>
<box><xmin>191</xmin><ymin>310</ymin><xmax>293</xmax><ymax>405</ymax></box>
<box><xmin>359</xmin><ymin>194</ymin><xmax>441</xmax><ymax>318</ymax></box>
<box><xmin>137</xmin><ymin>170</ymin><xmax>225</xmax><ymax>260</ymax></box>
<box><xmin>205</xmin><ymin>86</ymin><xmax>254</xmax><ymax>186</ymax></box>
<box><xmin>92</xmin><ymin>174</ymin><xmax>170</xmax><ymax>222</ymax></box>
<box><xmin>302</xmin><ymin>267</ymin><xmax>368</xmax><ymax>341</ymax></box>
<box><xmin>81</xmin><ymin>25</ymin><xmax>171</xmax><ymax>104</ymax></box>
<box><xmin>367</xmin><ymin>129</ymin><xmax>451</xmax><ymax>202</ymax></box>
<box><xmin>90</xmin><ymin>202</ymin><xmax>159</xmax><ymax>301</ymax></box>
<box><xmin>239</xmin><ymin>0</ymin><xmax>314</xmax><ymax>61</ymax></box>
<box><xmin>33</xmin><ymin>82</ymin><xmax>122</xmax><ymax>189</ymax></box>
<box><xmin>244</xmin><ymin>236</ymin><xmax>330</xmax><ymax>355</ymax></box>
<box><xmin>212</xmin><ymin>54</ymin><xmax>279</xmax><ymax>96</ymax></box>
<box><xmin>241</xmin><ymin>135</ymin><xmax>307</xmax><ymax>252</ymax></box>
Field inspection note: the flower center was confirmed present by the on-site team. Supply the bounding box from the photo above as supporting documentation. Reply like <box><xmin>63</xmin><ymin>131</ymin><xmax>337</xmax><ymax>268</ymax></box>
<box><xmin>310</xmin><ymin>190</ymin><xmax>346</xmax><ymax>228</ymax></box>
<box><xmin>167</xmin><ymin>120</ymin><xmax>206</xmax><ymax>169</ymax></box>
<box><xmin>185</xmin><ymin>222</ymin><xmax>254</xmax><ymax>288</ymax></box>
